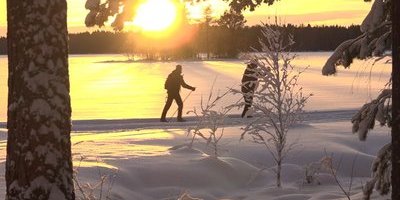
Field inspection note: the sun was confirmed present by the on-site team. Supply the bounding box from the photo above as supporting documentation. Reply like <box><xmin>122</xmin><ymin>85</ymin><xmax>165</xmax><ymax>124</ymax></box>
<box><xmin>132</xmin><ymin>0</ymin><xmax>178</xmax><ymax>32</ymax></box>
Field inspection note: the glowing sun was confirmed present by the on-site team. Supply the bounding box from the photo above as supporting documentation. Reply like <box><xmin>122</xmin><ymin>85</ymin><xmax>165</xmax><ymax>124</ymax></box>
<box><xmin>133</xmin><ymin>0</ymin><xmax>178</xmax><ymax>32</ymax></box>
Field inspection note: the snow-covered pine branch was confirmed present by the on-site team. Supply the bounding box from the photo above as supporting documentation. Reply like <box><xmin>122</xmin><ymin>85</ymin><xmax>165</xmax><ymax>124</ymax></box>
<box><xmin>363</xmin><ymin>143</ymin><xmax>391</xmax><ymax>199</ymax></box>
<box><xmin>352</xmin><ymin>89</ymin><xmax>391</xmax><ymax>141</ymax></box>
<box><xmin>347</xmin><ymin>88</ymin><xmax>392</xmax><ymax>199</ymax></box>
<box><xmin>321</xmin><ymin>1</ymin><xmax>394</xmax><ymax>199</ymax></box>
<box><xmin>322</xmin><ymin>0</ymin><xmax>392</xmax><ymax>75</ymax></box>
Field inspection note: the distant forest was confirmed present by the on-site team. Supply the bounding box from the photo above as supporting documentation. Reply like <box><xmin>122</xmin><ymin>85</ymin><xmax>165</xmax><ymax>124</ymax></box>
<box><xmin>0</xmin><ymin>24</ymin><xmax>362</xmax><ymax>58</ymax></box>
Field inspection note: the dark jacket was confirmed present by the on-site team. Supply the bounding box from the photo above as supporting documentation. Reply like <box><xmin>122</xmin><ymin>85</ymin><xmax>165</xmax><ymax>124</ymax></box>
<box><xmin>241</xmin><ymin>64</ymin><xmax>258</xmax><ymax>93</ymax></box>
<box><xmin>165</xmin><ymin>70</ymin><xmax>194</xmax><ymax>94</ymax></box>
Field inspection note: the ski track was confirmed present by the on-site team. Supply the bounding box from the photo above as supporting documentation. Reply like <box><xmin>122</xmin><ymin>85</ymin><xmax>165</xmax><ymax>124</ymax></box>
<box><xmin>0</xmin><ymin>109</ymin><xmax>358</xmax><ymax>132</ymax></box>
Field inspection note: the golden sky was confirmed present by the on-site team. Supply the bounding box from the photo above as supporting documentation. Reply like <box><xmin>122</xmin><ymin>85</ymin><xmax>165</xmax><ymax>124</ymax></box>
<box><xmin>0</xmin><ymin>0</ymin><xmax>372</xmax><ymax>37</ymax></box>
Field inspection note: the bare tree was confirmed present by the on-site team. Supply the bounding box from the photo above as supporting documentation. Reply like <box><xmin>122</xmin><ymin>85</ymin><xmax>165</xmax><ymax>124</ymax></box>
<box><xmin>232</xmin><ymin>24</ymin><xmax>311</xmax><ymax>187</ymax></box>
<box><xmin>6</xmin><ymin>0</ymin><xmax>74</xmax><ymax>199</ymax></box>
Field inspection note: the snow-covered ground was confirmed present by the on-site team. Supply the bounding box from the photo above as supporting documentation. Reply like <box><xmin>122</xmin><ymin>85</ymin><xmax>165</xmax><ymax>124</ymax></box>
<box><xmin>0</xmin><ymin>53</ymin><xmax>392</xmax><ymax>199</ymax></box>
<box><xmin>0</xmin><ymin>111</ymin><xmax>391</xmax><ymax>199</ymax></box>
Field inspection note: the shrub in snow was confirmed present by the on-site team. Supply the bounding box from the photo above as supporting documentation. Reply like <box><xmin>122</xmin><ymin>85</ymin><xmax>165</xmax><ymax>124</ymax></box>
<box><xmin>305</xmin><ymin>152</ymin><xmax>358</xmax><ymax>200</ymax></box>
<box><xmin>188</xmin><ymin>83</ymin><xmax>232</xmax><ymax>157</ymax></box>
<box><xmin>304</xmin><ymin>161</ymin><xmax>322</xmax><ymax>185</ymax></box>
<box><xmin>322</xmin><ymin>152</ymin><xmax>357</xmax><ymax>200</ymax></box>
<box><xmin>231</xmin><ymin>23</ymin><xmax>311</xmax><ymax>187</ymax></box>
<box><xmin>73</xmin><ymin>156</ymin><xmax>118</xmax><ymax>200</ymax></box>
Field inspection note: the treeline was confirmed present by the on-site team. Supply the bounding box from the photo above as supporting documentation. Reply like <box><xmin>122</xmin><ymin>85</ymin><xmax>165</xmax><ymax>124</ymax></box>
<box><xmin>0</xmin><ymin>24</ymin><xmax>362</xmax><ymax>57</ymax></box>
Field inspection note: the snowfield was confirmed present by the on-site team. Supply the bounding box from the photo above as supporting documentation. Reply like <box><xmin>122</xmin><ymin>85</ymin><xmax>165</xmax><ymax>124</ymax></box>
<box><xmin>0</xmin><ymin>53</ymin><xmax>392</xmax><ymax>199</ymax></box>
<box><xmin>0</xmin><ymin>111</ymin><xmax>392</xmax><ymax>200</ymax></box>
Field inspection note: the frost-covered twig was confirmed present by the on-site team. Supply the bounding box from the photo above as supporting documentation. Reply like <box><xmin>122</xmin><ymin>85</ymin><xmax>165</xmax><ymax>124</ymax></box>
<box><xmin>187</xmin><ymin>79</ymin><xmax>236</xmax><ymax>157</ymax></box>
<box><xmin>321</xmin><ymin>151</ymin><xmax>358</xmax><ymax>200</ymax></box>
<box><xmin>73</xmin><ymin>157</ymin><xmax>119</xmax><ymax>200</ymax></box>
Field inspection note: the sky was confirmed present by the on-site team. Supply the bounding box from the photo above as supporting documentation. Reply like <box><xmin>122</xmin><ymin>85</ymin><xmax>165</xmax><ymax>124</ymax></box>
<box><xmin>0</xmin><ymin>0</ymin><xmax>373</xmax><ymax>37</ymax></box>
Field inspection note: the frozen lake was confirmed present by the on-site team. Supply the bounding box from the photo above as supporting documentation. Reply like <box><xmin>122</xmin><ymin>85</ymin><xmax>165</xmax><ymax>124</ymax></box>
<box><xmin>0</xmin><ymin>53</ymin><xmax>391</xmax><ymax>122</ymax></box>
<box><xmin>0</xmin><ymin>53</ymin><xmax>392</xmax><ymax>200</ymax></box>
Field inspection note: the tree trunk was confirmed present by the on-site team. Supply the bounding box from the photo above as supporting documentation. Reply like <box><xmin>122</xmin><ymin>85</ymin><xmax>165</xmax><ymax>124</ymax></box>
<box><xmin>277</xmin><ymin>148</ymin><xmax>282</xmax><ymax>188</ymax></box>
<box><xmin>206</xmin><ymin>25</ymin><xmax>210</xmax><ymax>60</ymax></box>
<box><xmin>6</xmin><ymin>0</ymin><xmax>74</xmax><ymax>199</ymax></box>
<box><xmin>276</xmin><ymin>159</ymin><xmax>282</xmax><ymax>188</ymax></box>
<box><xmin>392</xmin><ymin>0</ymin><xmax>400</xmax><ymax>198</ymax></box>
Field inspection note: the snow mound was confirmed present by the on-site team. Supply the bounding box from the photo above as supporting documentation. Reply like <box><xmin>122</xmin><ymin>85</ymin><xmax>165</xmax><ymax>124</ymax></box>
<box><xmin>105</xmin><ymin>154</ymin><xmax>273</xmax><ymax>199</ymax></box>
<box><xmin>272</xmin><ymin>194</ymin><xmax>312</xmax><ymax>200</ymax></box>
<box><xmin>169</xmin><ymin>144</ymin><xmax>205</xmax><ymax>155</ymax></box>
<box><xmin>194</xmin><ymin>156</ymin><xmax>262</xmax><ymax>186</ymax></box>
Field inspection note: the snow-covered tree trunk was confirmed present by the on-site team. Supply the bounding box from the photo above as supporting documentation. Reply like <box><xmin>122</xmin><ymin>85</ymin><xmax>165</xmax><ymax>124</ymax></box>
<box><xmin>6</xmin><ymin>0</ymin><xmax>75</xmax><ymax>199</ymax></box>
<box><xmin>392</xmin><ymin>0</ymin><xmax>400</xmax><ymax>199</ymax></box>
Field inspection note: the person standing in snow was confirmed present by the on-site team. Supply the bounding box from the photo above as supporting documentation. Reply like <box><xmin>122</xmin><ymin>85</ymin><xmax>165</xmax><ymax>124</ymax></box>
<box><xmin>241</xmin><ymin>63</ymin><xmax>259</xmax><ymax>118</ymax></box>
<box><xmin>161</xmin><ymin>65</ymin><xmax>196</xmax><ymax>122</ymax></box>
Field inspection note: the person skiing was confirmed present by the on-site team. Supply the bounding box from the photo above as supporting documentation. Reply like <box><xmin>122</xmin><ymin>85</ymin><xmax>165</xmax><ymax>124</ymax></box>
<box><xmin>161</xmin><ymin>65</ymin><xmax>196</xmax><ymax>122</ymax></box>
<box><xmin>241</xmin><ymin>63</ymin><xmax>258</xmax><ymax>118</ymax></box>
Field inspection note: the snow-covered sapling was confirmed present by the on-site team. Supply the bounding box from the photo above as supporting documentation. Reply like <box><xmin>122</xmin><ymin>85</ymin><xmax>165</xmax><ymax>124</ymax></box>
<box><xmin>188</xmin><ymin>82</ymin><xmax>232</xmax><ymax>157</ymax></box>
<box><xmin>232</xmin><ymin>24</ymin><xmax>311</xmax><ymax>187</ymax></box>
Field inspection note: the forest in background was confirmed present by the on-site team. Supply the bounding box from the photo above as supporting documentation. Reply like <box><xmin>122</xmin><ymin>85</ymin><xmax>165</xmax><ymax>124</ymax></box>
<box><xmin>0</xmin><ymin>24</ymin><xmax>362</xmax><ymax>58</ymax></box>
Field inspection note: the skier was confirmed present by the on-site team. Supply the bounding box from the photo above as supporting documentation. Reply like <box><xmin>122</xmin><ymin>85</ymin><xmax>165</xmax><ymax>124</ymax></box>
<box><xmin>161</xmin><ymin>65</ymin><xmax>196</xmax><ymax>122</ymax></box>
<box><xmin>241</xmin><ymin>63</ymin><xmax>258</xmax><ymax>118</ymax></box>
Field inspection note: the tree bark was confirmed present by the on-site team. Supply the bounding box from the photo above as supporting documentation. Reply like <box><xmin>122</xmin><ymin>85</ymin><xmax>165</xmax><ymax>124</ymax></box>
<box><xmin>276</xmin><ymin>159</ymin><xmax>282</xmax><ymax>188</ymax></box>
<box><xmin>6</xmin><ymin>0</ymin><xmax>74</xmax><ymax>199</ymax></box>
<box><xmin>392</xmin><ymin>0</ymin><xmax>400</xmax><ymax>198</ymax></box>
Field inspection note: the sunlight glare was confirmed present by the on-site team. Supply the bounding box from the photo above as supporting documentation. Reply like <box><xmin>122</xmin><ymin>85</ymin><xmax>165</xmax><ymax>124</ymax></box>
<box><xmin>185</xmin><ymin>0</ymin><xmax>228</xmax><ymax>22</ymax></box>
<box><xmin>133</xmin><ymin>0</ymin><xmax>177</xmax><ymax>32</ymax></box>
